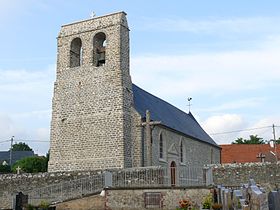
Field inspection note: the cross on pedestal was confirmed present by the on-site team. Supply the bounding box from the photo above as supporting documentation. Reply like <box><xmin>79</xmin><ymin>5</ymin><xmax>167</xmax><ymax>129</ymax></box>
<box><xmin>16</xmin><ymin>166</ymin><xmax>21</xmax><ymax>174</ymax></box>
<box><xmin>141</xmin><ymin>110</ymin><xmax>161</xmax><ymax>166</ymax></box>
<box><xmin>256</xmin><ymin>153</ymin><xmax>266</xmax><ymax>163</ymax></box>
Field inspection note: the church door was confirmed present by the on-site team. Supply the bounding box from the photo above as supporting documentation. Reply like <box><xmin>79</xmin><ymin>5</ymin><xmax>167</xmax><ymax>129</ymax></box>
<box><xmin>170</xmin><ymin>161</ymin><xmax>176</xmax><ymax>187</ymax></box>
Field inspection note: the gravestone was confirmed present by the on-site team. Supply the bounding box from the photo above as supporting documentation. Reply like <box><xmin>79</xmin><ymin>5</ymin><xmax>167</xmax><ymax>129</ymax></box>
<box><xmin>104</xmin><ymin>171</ymin><xmax>112</xmax><ymax>187</ymax></box>
<box><xmin>226</xmin><ymin>189</ymin><xmax>233</xmax><ymax>209</ymax></box>
<box><xmin>232</xmin><ymin>190</ymin><xmax>243</xmax><ymax>210</ymax></box>
<box><xmin>249</xmin><ymin>179</ymin><xmax>256</xmax><ymax>186</ymax></box>
<box><xmin>249</xmin><ymin>185</ymin><xmax>268</xmax><ymax>210</ymax></box>
<box><xmin>217</xmin><ymin>185</ymin><xmax>222</xmax><ymax>204</ymax></box>
<box><xmin>221</xmin><ymin>187</ymin><xmax>226</xmax><ymax>209</ymax></box>
<box><xmin>15</xmin><ymin>192</ymin><xmax>28</xmax><ymax>210</ymax></box>
<box><xmin>223</xmin><ymin>189</ymin><xmax>229</xmax><ymax>210</ymax></box>
<box><xmin>268</xmin><ymin>191</ymin><xmax>280</xmax><ymax>210</ymax></box>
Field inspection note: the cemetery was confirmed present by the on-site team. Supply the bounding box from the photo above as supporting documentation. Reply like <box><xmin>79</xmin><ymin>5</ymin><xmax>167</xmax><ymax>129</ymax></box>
<box><xmin>1</xmin><ymin>162</ymin><xmax>280</xmax><ymax>209</ymax></box>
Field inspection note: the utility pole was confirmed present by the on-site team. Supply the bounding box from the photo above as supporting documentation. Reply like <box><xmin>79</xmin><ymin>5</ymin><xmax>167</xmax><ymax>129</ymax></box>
<box><xmin>9</xmin><ymin>136</ymin><xmax>14</xmax><ymax>167</ymax></box>
<box><xmin>273</xmin><ymin>124</ymin><xmax>278</xmax><ymax>162</ymax></box>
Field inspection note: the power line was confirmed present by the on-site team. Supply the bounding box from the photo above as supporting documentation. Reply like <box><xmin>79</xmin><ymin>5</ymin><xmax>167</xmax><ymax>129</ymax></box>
<box><xmin>0</xmin><ymin>140</ymin><xmax>10</xmax><ymax>144</ymax></box>
<box><xmin>210</xmin><ymin>125</ymin><xmax>271</xmax><ymax>136</ymax></box>
<box><xmin>0</xmin><ymin>139</ymin><xmax>49</xmax><ymax>143</ymax></box>
<box><xmin>18</xmin><ymin>140</ymin><xmax>49</xmax><ymax>142</ymax></box>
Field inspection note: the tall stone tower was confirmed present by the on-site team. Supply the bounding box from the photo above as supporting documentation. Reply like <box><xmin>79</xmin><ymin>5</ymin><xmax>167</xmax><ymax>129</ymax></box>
<box><xmin>48</xmin><ymin>12</ymin><xmax>133</xmax><ymax>172</ymax></box>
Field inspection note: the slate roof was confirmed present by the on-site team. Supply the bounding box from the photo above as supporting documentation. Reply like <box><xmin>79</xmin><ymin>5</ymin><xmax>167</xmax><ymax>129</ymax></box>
<box><xmin>132</xmin><ymin>84</ymin><xmax>219</xmax><ymax>147</ymax></box>
<box><xmin>0</xmin><ymin>151</ymin><xmax>34</xmax><ymax>165</ymax></box>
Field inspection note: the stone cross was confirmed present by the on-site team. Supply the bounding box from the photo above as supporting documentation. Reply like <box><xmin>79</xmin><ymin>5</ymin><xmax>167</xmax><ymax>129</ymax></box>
<box><xmin>141</xmin><ymin>110</ymin><xmax>161</xmax><ymax>166</ymax></box>
<box><xmin>256</xmin><ymin>153</ymin><xmax>266</xmax><ymax>162</ymax></box>
<box><xmin>16</xmin><ymin>166</ymin><xmax>21</xmax><ymax>174</ymax></box>
<box><xmin>90</xmin><ymin>12</ymin><xmax>96</xmax><ymax>18</ymax></box>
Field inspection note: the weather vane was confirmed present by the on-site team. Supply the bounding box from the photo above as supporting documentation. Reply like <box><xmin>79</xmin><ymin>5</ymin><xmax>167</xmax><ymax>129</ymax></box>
<box><xmin>187</xmin><ymin>97</ymin><xmax>192</xmax><ymax>113</ymax></box>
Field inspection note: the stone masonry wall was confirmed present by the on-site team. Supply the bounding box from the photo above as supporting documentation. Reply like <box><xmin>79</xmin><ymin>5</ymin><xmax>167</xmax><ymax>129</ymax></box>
<box><xmin>131</xmin><ymin>108</ymin><xmax>143</xmax><ymax>167</ymax></box>
<box><xmin>106</xmin><ymin>188</ymin><xmax>210</xmax><ymax>210</ymax></box>
<box><xmin>151</xmin><ymin>126</ymin><xmax>221</xmax><ymax>168</ymax></box>
<box><xmin>51</xmin><ymin>188</ymin><xmax>211</xmax><ymax>210</ymax></box>
<box><xmin>48</xmin><ymin>12</ymin><xmax>133</xmax><ymax>172</ymax></box>
<box><xmin>212</xmin><ymin>162</ymin><xmax>280</xmax><ymax>191</ymax></box>
<box><xmin>0</xmin><ymin>171</ymin><xmax>102</xmax><ymax>209</ymax></box>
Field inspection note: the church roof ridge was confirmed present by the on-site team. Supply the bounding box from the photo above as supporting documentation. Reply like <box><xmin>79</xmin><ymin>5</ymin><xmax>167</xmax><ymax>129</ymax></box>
<box><xmin>132</xmin><ymin>84</ymin><xmax>219</xmax><ymax>147</ymax></box>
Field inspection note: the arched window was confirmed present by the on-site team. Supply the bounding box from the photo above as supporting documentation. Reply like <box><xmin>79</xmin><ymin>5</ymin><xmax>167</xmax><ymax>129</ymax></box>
<box><xmin>210</xmin><ymin>148</ymin><xmax>213</xmax><ymax>164</ymax></box>
<box><xmin>70</xmin><ymin>38</ymin><xmax>82</xmax><ymax>68</ymax></box>
<box><xmin>180</xmin><ymin>141</ymin><xmax>183</xmax><ymax>163</ymax></box>
<box><xmin>159</xmin><ymin>133</ymin><xmax>163</xmax><ymax>159</ymax></box>
<box><xmin>170</xmin><ymin>161</ymin><xmax>176</xmax><ymax>187</ymax></box>
<box><xmin>93</xmin><ymin>32</ymin><xmax>106</xmax><ymax>67</ymax></box>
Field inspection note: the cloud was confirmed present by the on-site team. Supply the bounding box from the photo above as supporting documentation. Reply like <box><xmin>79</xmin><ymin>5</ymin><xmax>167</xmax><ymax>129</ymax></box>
<box><xmin>138</xmin><ymin>16</ymin><xmax>280</xmax><ymax>35</ymax></box>
<box><xmin>198</xmin><ymin>97</ymin><xmax>265</xmax><ymax>113</ymax></box>
<box><xmin>0</xmin><ymin>0</ymin><xmax>27</xmax><ymax>21</ymax></box>
<box><xmin>0</xmin><ymin>66</ymin><xmax>54</xmax><ymax>154</ymax></box>
<box><xmin>0</xmin><ymin>0</ymin><xmax>49</xmax><ymax>25</ymax></box>
<box><xmin>202</xmin><ymin>114</ymin><xmax>245</xmax><ymax>133</ymax></box>
<box><xmin>201</xmin><ymin>113</ymin><xmax>280</xmax><ymax>145</ymax></box>
<box><xmin>0</xmin><ymin>113</ymin><xmax>28</xmax><ymax>150</ymax></box>
<box><xmin>0</xmin><ymin>66</ymin><xmax>55</xmax><ymax>105</ymax></box>
<box><xmin>131</xmin><ymin>37</ymin><xmax>280</xmax><ymax>99</ymax></box>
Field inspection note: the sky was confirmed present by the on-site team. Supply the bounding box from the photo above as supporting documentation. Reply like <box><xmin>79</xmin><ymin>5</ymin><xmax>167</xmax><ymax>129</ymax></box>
<box><xmin>0</xmin><ymin>0</ymin><xmax>280</xmax><ymax>155</ymax></box>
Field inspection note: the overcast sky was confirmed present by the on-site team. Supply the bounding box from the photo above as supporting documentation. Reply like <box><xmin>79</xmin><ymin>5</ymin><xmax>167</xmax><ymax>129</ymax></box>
<box><xmin>0</xmin><ymin>0</ymin><xmax>280</xmax><ymax>155</ymax></box>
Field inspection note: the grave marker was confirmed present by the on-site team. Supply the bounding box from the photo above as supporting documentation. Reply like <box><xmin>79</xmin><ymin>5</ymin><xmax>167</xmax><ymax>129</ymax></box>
<box><xmin>268</xmin><ymin>191</ymin><xmax>280</xmax><ymax>210</ymax></box>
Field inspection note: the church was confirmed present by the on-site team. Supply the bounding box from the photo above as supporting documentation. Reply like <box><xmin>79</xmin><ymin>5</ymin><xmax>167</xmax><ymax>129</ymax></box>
<box><xmin>48</xmin><ymin>11</ymin><xmax>220</xmax><ymax>172</ymax></box>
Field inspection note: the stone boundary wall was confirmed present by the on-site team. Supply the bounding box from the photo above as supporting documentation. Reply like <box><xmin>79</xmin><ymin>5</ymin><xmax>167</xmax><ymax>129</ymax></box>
<box><xmin>107</xmin><ymin>188</ymin><xmax>210</xmax><ymax>210</ymax></box>
<box><xmin>55</xmin><ymin>188</ymin><xmax>211</xmax><ymax>210</ymax></box>
<box><xmin>212</xmin><ymin>162</ymin><xmax>280</xmax><ymax>191</ymax></box>
<box><xmin>0</xmin><ymin>170</ymin><xmax>102</xmax><ymax>209</ymax></box>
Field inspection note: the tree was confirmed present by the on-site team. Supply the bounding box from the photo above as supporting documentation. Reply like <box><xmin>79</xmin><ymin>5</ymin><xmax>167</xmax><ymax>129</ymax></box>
<box><xmin>232</xmin><ymin>135</ymin><xmax>265</xmax><ymax>144</ymax></box>
<box><xmin>11</xmin><ymin>142</ymin><xmax>33</xmax><ymax>151</ymax></box>
<box><xmin>232</xmin><ymin>137</ymin><xmax>246</xmax><ymax>144</ymax></box>
<box><xmin>0</xmin><ymin>164</ymin><xmax>11</xmax><ymax>173</ymax></box>
<box><xmin>12</xmin><ymin>156</ymin><xmax>48</xmax><ymax>173</ymax></box>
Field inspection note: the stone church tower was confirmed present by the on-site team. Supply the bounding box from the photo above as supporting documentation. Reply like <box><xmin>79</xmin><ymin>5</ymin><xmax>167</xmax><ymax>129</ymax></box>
<box><xmin>48</xmin><ymin>12</ymin><xmax>133</xmax><ymax>172</ymax></box>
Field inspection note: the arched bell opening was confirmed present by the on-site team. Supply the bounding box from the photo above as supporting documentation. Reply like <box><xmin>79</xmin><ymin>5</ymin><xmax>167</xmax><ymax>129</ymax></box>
<box><xmin>93</xmin><ymin>32</ymin><xmax>106</xmax><ymax>67</ymax></box>
<box><xmin>70</xmin><ymin>37</ymin><xmax>82</xmax><ymax>68</ymax></box>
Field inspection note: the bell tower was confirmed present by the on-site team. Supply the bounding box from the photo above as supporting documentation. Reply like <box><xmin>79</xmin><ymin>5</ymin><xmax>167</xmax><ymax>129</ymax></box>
<box><xmin>48</xmin><ymin>12</ymin><xmax>133</xmax><ymax>172</ymax></box>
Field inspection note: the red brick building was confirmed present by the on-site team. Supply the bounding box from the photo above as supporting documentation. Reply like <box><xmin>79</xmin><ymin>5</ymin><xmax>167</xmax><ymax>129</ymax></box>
<box><xmin>220</xmin><ymin>144</ymin><xmax>280</xmax><ymax>163</ymax></box>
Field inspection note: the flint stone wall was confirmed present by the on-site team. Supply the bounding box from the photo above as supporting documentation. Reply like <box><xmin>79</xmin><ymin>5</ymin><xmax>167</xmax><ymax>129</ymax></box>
<box><xmin>0</xmin><ymin>171</ymin><xmax>102</xmax><ymax>209</ymax></box>
<box><xmin>212</xmin><ymin>162</ymin><xmax>280</xmax><ymax>191</ymax></box>
<box><xmin>107</xmin><ymin>188</ymin><xmax>210</xmax><ymax>210</ymax></box>
<box><xmin>48</xmin><ymin>11</ymin><xmax>133</xmax><ymax>172</ymax></box>
<box><xmin>56</xmin><ymin>188</ymin><xmax>210</xmax><ymax>210</ymax></box>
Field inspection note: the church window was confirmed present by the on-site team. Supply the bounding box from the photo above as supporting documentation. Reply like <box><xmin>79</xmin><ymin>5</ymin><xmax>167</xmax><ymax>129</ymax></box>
<box><xmin>180</xmin><ymin>141</ymin><xmax>183</xmax><ymax>163</ymax></box>
<box><xmin>159</xmin><ymin>134</ymin><xmax>163</xmax><ymax>159</ymax></box>
<box><xmin>210</xmin><ymin>148</ymin><xmax>213</xmax><ymax>164</ymax></box>
<box><xmin>93</xmin><ymin>32</ymin><xmax>106</xmax><ymax>67</ymax></box>
<box><xmin>70</xmin><ymin>37</ymin><xmax>82</xmax><ymax>68</ymax></box>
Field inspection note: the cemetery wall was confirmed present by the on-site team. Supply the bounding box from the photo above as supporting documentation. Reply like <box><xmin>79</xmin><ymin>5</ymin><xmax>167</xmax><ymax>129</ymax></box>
<box><xmin>106</xmin><ymin>188</ymin><xmax>210</xmax><ymax>210</ymax></box>
<box><xmin>212</xmin><ymin>162</ymin><xmax>280</xmax><ymax>190</ymax></box>
<box><xmin>55</xmin><ymin>188</ymin><xmax>211</xmax><ymax>210</ymax></box>
<box><xmin>0</xmin><ymin>171</ymin><xmax>101</xmax><ymax>209</ymax></box>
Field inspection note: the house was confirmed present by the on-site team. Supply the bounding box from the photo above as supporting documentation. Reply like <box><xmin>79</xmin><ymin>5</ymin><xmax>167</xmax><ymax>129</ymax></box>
<box><xmin>220</xmin><ymin>144</ymin><xmax>279</xmax><ymax>163</ymax></box>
